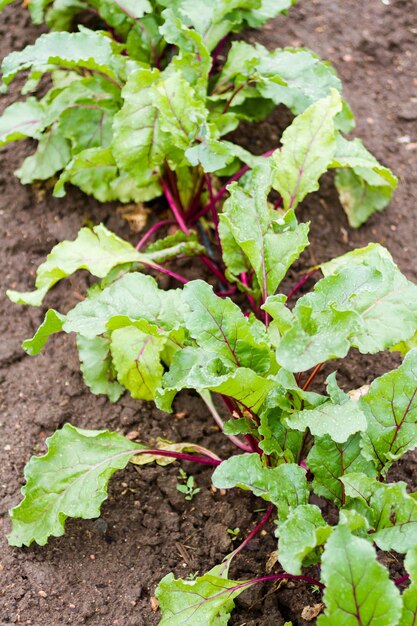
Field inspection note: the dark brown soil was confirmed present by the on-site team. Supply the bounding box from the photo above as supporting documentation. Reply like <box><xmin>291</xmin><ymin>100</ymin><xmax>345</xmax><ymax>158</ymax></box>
<box><xmin>1</xmin><ymin>2</ymin><xmax>416</xmax><ymax>625</ymax></box>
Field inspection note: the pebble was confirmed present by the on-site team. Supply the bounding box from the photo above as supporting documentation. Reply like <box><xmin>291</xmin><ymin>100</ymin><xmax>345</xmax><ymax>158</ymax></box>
<box><xmin>38</xmin><ymin>590</ymin><xmax>47</xmax><ymax>598</ymax></box>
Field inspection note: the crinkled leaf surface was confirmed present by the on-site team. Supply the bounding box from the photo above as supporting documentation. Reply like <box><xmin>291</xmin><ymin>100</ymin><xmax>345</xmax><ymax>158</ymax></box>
<box><xmin>272</xmin><ymin>89</ymin><xmax>341</xmax><ymax>211</ymax></box>
<box><xmin>64</xmin><ymin>272</ymin><xmax>186</xmax><ymax>338</ymax></box>
<box><xmin>8</xmin><ymin>424</ymin><xmax>142</xmax><ymax>547</ymax></box>
<box><xmin>318</xmin><ymin>526</ymin><xmax>401</xmax><ymax>626</ymax></box>
<box><xmin>331</xmin><ymin>135</ymin><xmax>397</xmax><ymax>228</ymax></box>
<box><xmin>54</xmin><ymin>147</ymin><xmax>159</xmax><ymax>203</ymax></box>
<box><xmin>275</xmin><ymin>247</ymin><xmax>417</xmax><ymax>371</ymax></box>
<box><xmin>182</xmin><ymin>280</ymin><xmax>272</xmax><ymax>373</ymax></box>
<box><xmin>307</xmin><ymin>434</ymin><xmax>377</xmax><ymax>506</ymax></box>
<box><xmin>157</xmin><ymin>347</ymin><xmax>275</xmax><ymax>413</ymax></box>
<box><xmin>0</xmin><ymin>98</ymin><xmax>45</xmax><ymax>145</ymax></box>
<box><xmin>2</xmin><ymin>28</ymin><xmax>125</xmax><ymax>86</ymax></box>
<box><xmin>285</xmin><ymin>394</ymin><xmax>367</xmax><ymax>443</ymax></box>
<box><xmin>277</xmin><ymin>504</ymin><xmax>331</xmax><ymax>575</ymax></box>
<box><xmin>16</xmin><ymin>126</ymin><xmax>71</xmax><ymax>184</ymax></box>
<box><xmin>7</xmin><ymin>223</ymin><xmax>143</xmax><ymax>306</ymax></box>
<box><xmin>360</xmin><ymin>349</ymin><xmax>417</xmax><ymax>472</ymax></box>
<box><xmin>220</xmin><ymin>164</ymin><xmax>309</xmax><ymax>299</ymax></box>
<box><xmin>77</xmin><ymin>335</ymin><xmax>124</xmax><ymax>402</ymax></box>
<box><xmin>342</xmin><ymin>473</ymin><xmax>417</xmax><ymax>553</ymax></box>
<box><xmin>110</xmin><ymin>326</ymin><xmax>166</xmax><ymax>401</ymax></box>
<box><xmin>212</xmin><ymin>453</ymin><xmax>308</xmax><ymax>519</ymax></box>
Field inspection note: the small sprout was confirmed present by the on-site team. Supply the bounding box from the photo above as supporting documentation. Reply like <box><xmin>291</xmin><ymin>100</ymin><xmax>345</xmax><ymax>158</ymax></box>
<box><xmin>176</xmin><ymin>469</ymin><xmax>200</xmax><ymax>501</ymax></box>
<box><xmin>227</xmin><ymin>527</ymin><xmax>240</xmax><ymax>541</ymax></box>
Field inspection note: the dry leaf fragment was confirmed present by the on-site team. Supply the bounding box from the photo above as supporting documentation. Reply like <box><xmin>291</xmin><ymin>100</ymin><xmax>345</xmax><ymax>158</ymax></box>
<box><xmin>117</xmin><ymin>204</ymin><xmax>150</xmax><ymax>232</ymax></box>
<box><xmin>265</xmin><ymin>550</ymin><xmax>279</xmax><ymax>573</ymax></box>
<box><xmin>301</xmin><ymin>603</ymin><xmax>325</xmax><ymax>621</ymax></box>
<box><xmin>150</xmin><ymin>596</ymin><xmax>159</xmax><ymax>612</ymax></box>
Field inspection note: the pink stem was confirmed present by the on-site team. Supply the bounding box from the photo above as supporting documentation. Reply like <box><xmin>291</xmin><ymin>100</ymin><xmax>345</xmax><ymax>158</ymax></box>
<box><xmin>205</xmin><ymin>174</ymin><xmax>222</xmax><ymax>253</ymax></box>
<box><xmin>215</xmin><ymin>287</ymin><xmax>237</xmax><ymax>297</ymax></box>
<box><xmin>240</xmin><ymin>272</ymin><xmax>258</xmax><ymax>314</ymax></box>
<box><xmin>201</xmin><ymin>255</ymin><xmax>228</xmax><ymax>286</ymax></box>
<box><xmin>145</xmin><ymin>262</ymin><xmax>189</xmax><ymax>285</ymax></box>
<box><xmin>232</xmin><ymin>506</ymin><xmax>274</xmax><ymax>558</ymax></box>
<box><xmin>394</xmin><ymin>574</ymin><xmax>410</xmax><ymax>586</ymax></box>
<box><xmin>161</xmin><ymin>178</ymin><xmax>190</xmax><ymax>235</ymax></box>
<box><xmin>136</xmin><ymin>219</ymin><xmax>176</xmax><ymax>251</ymax></box>
<box><xmin>134</xmin><ymin>449</ymin><xmax>221</xmax><ymax>466</ymax></box>
<box><xmin>210</xmin><ymin>35</ymin><xmax>229</xmax><ymax>75</ymax></box>
<box><xmin>190</xmin><ymin>150</ymin><xmax>275</xmax><ymax>224</ymax></box>
<box><xmin>286</xmin><ymin>269</ymin><xmax>318</xmax><ymax>301</ymax></box>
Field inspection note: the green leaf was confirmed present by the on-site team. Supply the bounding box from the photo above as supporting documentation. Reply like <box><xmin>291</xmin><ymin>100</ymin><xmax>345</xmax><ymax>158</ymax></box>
<box><xmin>1</xmin><ymin>28</ymin><xmax>125</xmax><ymax>87</ymax></box>
<box><xmin>342</xmin><ymin>474</ymin><xmax>417</xmax><ymax>553</ymax></box>
<box><xmin>145</xmin><ymin>230</ymin><xmax>205</xmax><ymax>263</ymax></box>
<box><xmin>160</xmin><ymin>8</ymin><xmax>211</xmax><ymax>97</ymax></box>
<box><xmin>8</xmin><ymin>424</ymin><xmax>141</xmax><ymax>547</ymax></box>
<box><xmin>275</xmin><ymin>246</ymin><xmax>417</xmax><ymax>371</ymax></box>
<box><xmin>0</xmin><ymin>99</ymin><xmax>45</xmax><ymax>145</ymax></box>
<box><xmin>7</xmin><ymin>223</ymin><xmax>143</xmax><ymax>306</ymax></box>
<box><xmin>16</xmin><ymin>126</ymin><xmax>71</xmax><ymax>184</ymax></box>
<box><xmin>400</xmin><ymin>548</ymin><xmax>417</xmax><ymax>626</ymax></box>
<box><xmin>272</xmin><ymin>89</ymin><xmax>342</xmax><ymax>211</ymax></box>
<box><xmin>216</xmin><ymin>42</ymin><xmax>347</xmax><ymax>118</ymax></box>
<box><xmin>157</xmin><ymin>347</ymin><xmax>275</xmax><ymax>413</ymax></box>
<box><xmin>77</xmin><ymin>335</ymin><xmax>124</xmax><ymax>402</ymax></box>
<box><xmin>54</xmin><ymin>147</ymin><xmax>160</xmax><ymax>203</ymax></box>
<box><xmin>182</xmin><ymin>280</ymin><xmax>272</xmax><ymax>373</ymax></box>
<box><xmin>110</xmin><ymin>326</ymin><xmax>166</xmax><ymax>401</ymax></box>
<box><xmin>212</xmin><ymin>453</ymin><xmax>308</xmax><ymax>519</ymax></box>
<box><xmin>360</xmin><ymin>349</ymin><xmax>417</xmax><ymax>472</ymax></box>
<box><xmin>285</xmin><ymin>396</ymin><xmax>367</xmax><ymax>443</ymax></box>
<box><xmin>113</xmin><ymin>65</ymin><xmax>206</xmax><ymax>182</ymax></box>
<box><xmin>155</xmin><ymin>564</ymin><xmax>244</xmax><ymax>625</ymax></box>
<box><xmin>22</xmin><ymin>309</ymin><xmax>65</xmax><ymax>356</ymax></box>
<box><xmin>318</xmin><ymin>526</ymin><xmax>401</xmax><ymax>626</ymax></box>
<box><xmin>331</xmin><ymin>135</ymin><xmax>397</xmax><ymax>228</ymax></box>
<box><xmin>220</xmin><ymin>164</ymin><xmax>309</xmax><ymax>299</ymax></box>
<box><xmin>168</xmin><ymin>0</ymin><xmax>263</xmax><ymax>51</ymax></box>
<box><xmin>112</xmin><ymin>67</ymin><xmax>168</xmax><ymax>182</ymax></box>
<box><xmin>307</xmin><ymin>434</ymin><xmax>377</xmax><ymax>506</ymax></box>
<box><xmin>64</xmin><ymin>272</ymin><xmax>186</xmax><ymax>338</ymax></box>
<box><xmin>277</xmin><ymin>504</ymin><xmax>331</xmax><ymax>574</ymax></box>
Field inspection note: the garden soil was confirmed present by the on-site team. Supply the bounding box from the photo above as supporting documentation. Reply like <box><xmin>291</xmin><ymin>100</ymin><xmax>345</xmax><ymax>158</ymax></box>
<box><xmin>1</xmin><ymin>1</ymin><xmax>416</xmax><ymax>624</ymax></box>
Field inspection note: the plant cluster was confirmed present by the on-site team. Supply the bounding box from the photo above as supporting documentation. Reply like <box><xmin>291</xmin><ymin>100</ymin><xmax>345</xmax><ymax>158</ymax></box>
<box><xmin>2</xmin><ymin>2</ymin><xmax>417</xmax><ymax>625</ymax></box>
<box><xmin>0</xmin><ymin>0</ymin><xmax>395</xmax><ymax>228</ymax></box>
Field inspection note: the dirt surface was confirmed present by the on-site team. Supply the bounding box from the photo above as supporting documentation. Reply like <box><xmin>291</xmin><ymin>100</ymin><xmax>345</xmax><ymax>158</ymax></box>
<box><xmin>1</xmin><ymin>1</ymin><xmax>416</xmax><ymax>625</ymax></box>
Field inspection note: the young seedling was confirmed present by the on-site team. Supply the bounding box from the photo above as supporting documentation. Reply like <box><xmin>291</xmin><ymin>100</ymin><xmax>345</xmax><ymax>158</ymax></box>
<box><xmin>227</xmin><ymin>527</ymin><xmax>240</xmax><ymax>542</ymax></box>
<box><xmin>176</xmin><ymin>468</ymin><xmax>200</xmax><ymax>501</ymax></box>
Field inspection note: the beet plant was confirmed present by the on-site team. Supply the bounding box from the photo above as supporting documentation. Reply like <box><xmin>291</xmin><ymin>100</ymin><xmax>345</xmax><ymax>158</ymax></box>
<box><xmin>6</xmin><ymin>85</ymin><xmax>417</xmax><ymax>623</ymax></box>
<box><xmin>0</xmin><ymin>0</ymin><xmax>395</xmax><ymax>233</ymax></box>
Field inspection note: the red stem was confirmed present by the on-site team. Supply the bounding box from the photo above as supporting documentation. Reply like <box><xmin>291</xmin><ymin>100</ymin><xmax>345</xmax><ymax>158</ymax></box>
<box><xmin>287</xmin><ymin>269</ymin><xmax>318</xmax><ymax>301</ymax></box>
<box><xmin>205</xmin><ymin>173</ymin><xmax>222</xmax><ymax>253</ymax></box>
<box><xmin>190</xmin><ymin>150</ymin><xmax>275</xmax><ymax>224</ymax></box>
<box><xmin>201</xmin><ymin>255</ymin><xmax>228</xmax><ymax>286</ymax></box>
<box><xmin>302</xmin><ymin>363</ymin><xmax>324</xmax><ymax>391</ymax></box>
<box><xmin>394</xmin><ymin>574</ymin><xmax>410</xmax><ymax>586</ymax></box>
<box><xmin>240</xmin><ymin>272</ymin><xmax>259</xmax><ymax>315</ymax></box>
<box><xmin>232</xmin><ymin>506</ymin><xmax>274</xmax><ymax>558</ymax></box>
<box><xmin>146</xmin><ymin>262</ymin><xmax>189</xmax><ymax>285</ymax></box>
<box><xmin>161</xmin><ymin>178</ymin><xmax>190</xmax><ymax>235</ymax></box>
<box><xmin>136</xmin><ymin>219</ymin><xmax>176</xmax><ymax>251</ymax></box>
